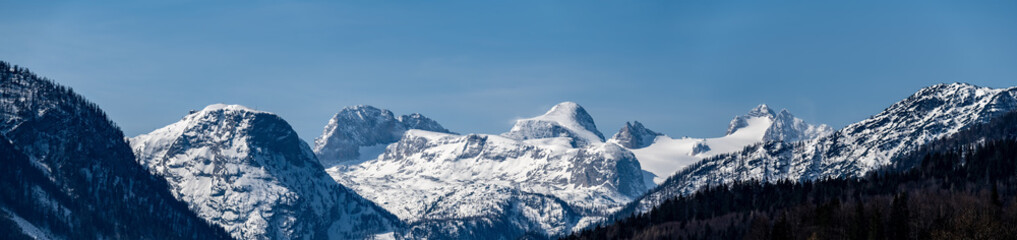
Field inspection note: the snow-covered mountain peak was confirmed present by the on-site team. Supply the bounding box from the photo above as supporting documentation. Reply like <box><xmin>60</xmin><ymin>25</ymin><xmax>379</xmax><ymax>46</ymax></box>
<box><xmin>913</xmin><ymin>82</ymin><xmax>983</xmax><ymax>97</ymax></box>
<box><xmin>336</xmin><ymin>105</ymin><xmax>397</xmax><ymax>123</ymax></box>
<box><xmin>133</xmin><ymin>103</ymin><xmax>295</xmax><ymax>166</ymax></box>
<box><xmin>329</xmin><ymin>127</ymin><xmax>647</xmax><ymax>237</ymax></box>
<box><xmin>610</xmin><ymin>121</ymin><xmax>663</xmax><ymax>149</ymax></box>
<box><xmin>776</xmin><ymin>108</ymin><xmax>792</xmax><ymax>117</ymax></box>
<box><xmin>746</xmin><ymin>104</ymin><xmax>777</xmax><ymax>118</ymax></box>
<box><xmin>199</xmin><ymin>103</ymin><xmax>265</xmax><ymax>114</ymax></box>
<box><xmin>725</xmin><ymin>104</ymin><xmax>777</xmax><ymax>138</ymax></box>
<box><xmin>503</xmin><ymin>101</ymin><xmax>606</xmax><ymax>147</ymax></box>
<box><xmin>398</xmin><ymin>113</ymin><xmax>453</xmax><ymax>134</ymax></box>
<box><xmin>131</xmin><ymin>104</ymin><xmax>277</xmax><ymax>165</ymax></box>
<box><xmin>725</xmin><ymin>104</ymin><xmax>831</xmax><ymax>142</ymax></box>
<box><xmin>324</xmin><ymin>102</ymin><xmax>649</xmax><ymax>238</ymax></box>
<box><xmin>765</xmin><ymin>108</ymin><xmax>833</xmax><ymax>143</ymax></box>
<box><xmin>313</xmin><ymin>105</ymin><xmax>452</xmax><ymax>166</ymax></box>
<box><xmin>131</xmin><ymin>104</ymin><xmax>399</xmax><ymax>239</ymax></box>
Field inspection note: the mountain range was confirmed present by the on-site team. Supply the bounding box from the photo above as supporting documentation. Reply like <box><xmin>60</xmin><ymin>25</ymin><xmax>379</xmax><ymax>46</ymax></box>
<box><xmin>325</xmin><ymin>102</ymin><xmax>646</xmax><ymax>239</ymax></box>
<box><xmin>2</xmin><ymin>60</ymin><xmax>1015</xmax><ymax>239</ymax></box>
<box><xmin>625</xmin><ymin>83</ymin><xmax>1017</xmax><ymax>215</ymax></box>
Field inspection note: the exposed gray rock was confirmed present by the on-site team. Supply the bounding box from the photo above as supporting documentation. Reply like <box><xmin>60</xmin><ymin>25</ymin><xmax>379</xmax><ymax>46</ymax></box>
<box><xmin>611</xmin><ymin>121</ymin><xmax>663</xmax><ymax>149</ymax></box>
<box><xmin>689</xmin><ymin>141</ymin><xmax>711</xmax><ymax>156</ymax></box>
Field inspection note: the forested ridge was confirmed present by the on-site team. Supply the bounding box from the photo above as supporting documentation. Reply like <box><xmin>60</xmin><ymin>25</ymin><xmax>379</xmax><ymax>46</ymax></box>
<box><xmin>0</xmin><ymin>61</ymin><xmax>231</xmax><ymax>239</ymax></box>
<box><xmin>564</xmin><ymin>111</ymin><xmax>1017</xmax><ymax>240</ymax></box>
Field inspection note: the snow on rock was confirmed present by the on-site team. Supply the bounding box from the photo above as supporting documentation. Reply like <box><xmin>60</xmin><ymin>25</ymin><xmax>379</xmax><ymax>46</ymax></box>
<box><xmin>329</xmin><ymin>102</ymin><xmax>646</xmax><ymax>239</ymax></box>
<box><xmin>764</xmin><ymin>109</ymin><xmax>834</xmax><ymax>143</ymax></box>
<box><xmin>131</xmin><ymin>104</ymin><xmax>400</xmax><ymax>240</ymax></box>
<box><xmin>611</xmin><ymin>121</ymin><xmax>663</xmax><ymax>149</ymax></box>
<box><xmin>725</xmin><ymin>104</ymin><xmax>778</xmax><ymax>135</ymax></box>
<box><xmin>313</xmin><ymin>105</ymin><xmax>452</xmax><ymax>167</ymax></box>
<box><xmin>613</xmin><ymin>104</ymin><xmax>830</xmax><ymax>184</ymax></box>
<box><xmin>502</xmin><ymin>102</ymin><xmax>606</xmax><ymax>147</ymax></box>
<box><xmin>628</xmin><ymin>83</ymin><xmax>1017</xmax><ymax>214</ymax></box>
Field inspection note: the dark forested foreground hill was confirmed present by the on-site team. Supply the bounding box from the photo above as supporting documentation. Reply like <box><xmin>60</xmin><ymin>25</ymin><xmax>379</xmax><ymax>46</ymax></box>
<box><xmin>0</xmin><ymin>62</ymin><xmax>230</xmax><ymax>239</ymax></box>
<box><xmin>564</xmin><ymin>111</ymin><xmax>1017</xmax><ymax>240</ymax></box>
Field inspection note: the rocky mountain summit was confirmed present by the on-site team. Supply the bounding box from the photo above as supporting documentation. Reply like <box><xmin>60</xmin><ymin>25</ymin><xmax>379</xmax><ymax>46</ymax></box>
<box><xmin>612</xmin><ymin>121</ymin><xmax>663</xmax><ymax>149</ymax></box>
<box><xmin>502</xmin><ymin>102</ymin><xmax>607</xmax><ymax>147</ymax></box>
<box><xmin>313</xmin><ymin>105</ymin><xmax>452</xmax><ymax>167</ymax></box>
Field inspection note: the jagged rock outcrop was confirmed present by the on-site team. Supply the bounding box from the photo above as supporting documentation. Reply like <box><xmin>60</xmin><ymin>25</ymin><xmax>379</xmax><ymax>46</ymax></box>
<box><xmin>611</xmin><ymin>121</ymin><xmax>663</xmax><ymax>149</ymax></box>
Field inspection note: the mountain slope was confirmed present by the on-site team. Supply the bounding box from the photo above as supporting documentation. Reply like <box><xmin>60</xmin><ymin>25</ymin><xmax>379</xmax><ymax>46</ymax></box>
<box><xmin>0</xmin><ymin>61</ymin><xmax>230</xmax><ymax>239</ymax></box>
<box><xmin>568</xmin><ymin>109</ymin><xmax>1017</xmax><ymax>240</ymax></box>
<box><xmin>628</xmin><ymin>83</ymin><xmax>1017</xmax><ymax>213</ymax></box>
<box><xmin>328</xmin><ymin>102</ymin><xmax>646</xmax><ymax>239</ymax></box>
<box><xmin>313</xmin><ymin>105</ymin><xmax>452</xmax><ymax>167</ymax></box>
<box><xmin>614</xmin><ymin>104</ymin><xmax>830</xmax><ymax>184</ymax></box>
<box><xmin>131</xmin><ymin>104</ymin><xmax>400</xmax><ymax>239</ymax></box>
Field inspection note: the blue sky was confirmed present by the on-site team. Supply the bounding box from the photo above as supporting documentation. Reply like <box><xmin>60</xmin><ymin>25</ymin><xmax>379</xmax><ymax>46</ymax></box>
<box><xmin>2</xmin><ymin>1</ymin><xmax>1016</xmax><ymax>142</ymax></box>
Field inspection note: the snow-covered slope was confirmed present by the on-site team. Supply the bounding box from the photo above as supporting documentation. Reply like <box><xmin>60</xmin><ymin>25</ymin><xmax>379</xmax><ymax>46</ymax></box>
<box><xmin>614</xmin><ymin>104</ymin><xmax>831</xmax><ymax>184</ymax></box>
<box><xmin>313</xmin><ymin>105</ymin><xmax>452</xmax><ymax>167</ymax></box>
<box><xmin>132</xmin><ymin>104</ymin><xmax>400</xmax><ymax>240</ymax></box>
<box><xmin>328</xmin><ymin>102</ymin><xmax>646</xmax><ymax>239</ymax></box>
<box><xmin>0</xmin><ymin>61</ymin><xmax>230</xmax><ymax>239</ymax></box>
<box><xmin>628</xmin><ymin>83</ymin><xmax>1017</xmax><ymax>213</ymax></box>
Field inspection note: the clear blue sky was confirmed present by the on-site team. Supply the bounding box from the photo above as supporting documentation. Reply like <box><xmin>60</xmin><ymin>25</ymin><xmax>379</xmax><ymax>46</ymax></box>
<box><xmin>2</xmin><ymin>1</ymin><xmax>1016</xmax><ymax>142</ymax></box>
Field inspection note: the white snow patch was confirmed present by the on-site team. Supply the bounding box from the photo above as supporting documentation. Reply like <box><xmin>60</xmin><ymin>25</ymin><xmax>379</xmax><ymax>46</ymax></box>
<box><xmin>630</xmin><ymin>117</ymin><xmax>771</xmax><ymax>184</ymax></box>
<box><xmin>2</xmin><ymin>208</ymin><xmax>56</xmax><ymax>240</ymax></box>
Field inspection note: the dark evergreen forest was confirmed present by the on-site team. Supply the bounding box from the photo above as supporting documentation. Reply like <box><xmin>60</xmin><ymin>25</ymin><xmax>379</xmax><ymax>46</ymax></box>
<box><xmin>0</xmin><ymin>61</ymin><xmax>230</xmax><ymax>239</ymax></box>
